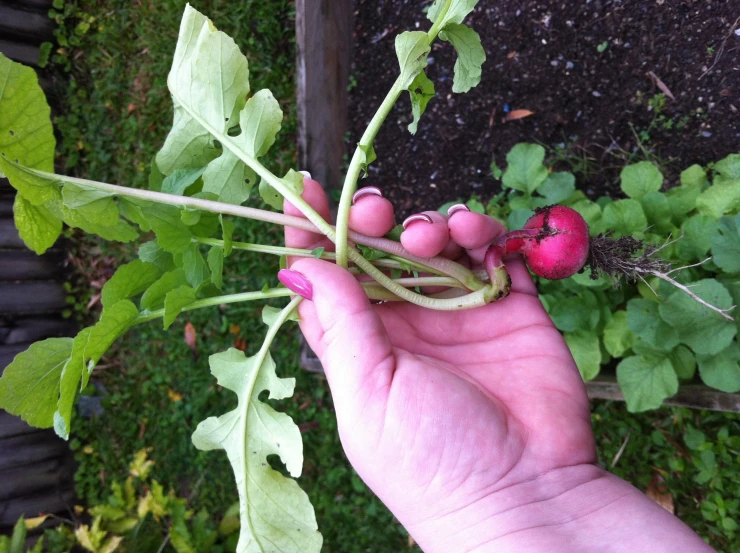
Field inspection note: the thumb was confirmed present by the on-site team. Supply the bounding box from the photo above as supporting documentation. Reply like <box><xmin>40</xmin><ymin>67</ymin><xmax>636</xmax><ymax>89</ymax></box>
<box><xmin>279</xmin><ymin>259</ymin><xmax>395</xmax><ymax>422</ymax></box>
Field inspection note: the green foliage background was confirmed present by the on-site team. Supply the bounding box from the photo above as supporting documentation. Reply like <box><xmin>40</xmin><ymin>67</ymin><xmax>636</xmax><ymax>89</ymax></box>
<box><xmin>19</xmin><ymin>1</ymin><xmax>738</xmax><ymax>552</ymax></box>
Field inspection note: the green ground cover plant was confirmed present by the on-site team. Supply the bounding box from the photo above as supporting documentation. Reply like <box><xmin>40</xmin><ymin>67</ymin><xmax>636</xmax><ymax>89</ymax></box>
<box><xmin>0</xmin><ymin>0</ymin><xmax>738</xmax><ymax>551</ymax></box>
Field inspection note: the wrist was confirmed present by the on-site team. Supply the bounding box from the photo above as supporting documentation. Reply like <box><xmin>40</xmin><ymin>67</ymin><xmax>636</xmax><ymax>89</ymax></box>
<box><xmin>406</xmin><ymin>463</ymin><xmax>714</xmax><ymax>553</ymax></box>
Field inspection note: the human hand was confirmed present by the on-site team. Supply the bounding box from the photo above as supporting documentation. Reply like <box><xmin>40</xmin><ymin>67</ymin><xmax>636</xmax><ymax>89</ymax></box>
<box><xmin>282</xmin><ymin>179</ymin><xmax>714</xmax><ymax>553</ymax></box>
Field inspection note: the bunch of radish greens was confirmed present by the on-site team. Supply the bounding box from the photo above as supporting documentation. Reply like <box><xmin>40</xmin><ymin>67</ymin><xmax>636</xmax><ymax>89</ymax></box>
<box><xmin>0</xmin><ymin>1</ymin><xmax>736</xmax><ymax>551</ymax></box>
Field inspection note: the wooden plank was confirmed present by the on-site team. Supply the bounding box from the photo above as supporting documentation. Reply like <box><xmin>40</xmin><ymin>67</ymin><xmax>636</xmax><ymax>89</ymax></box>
<box><xmin>296</xmin><ymin>0</ymin><xmax>353</xmax><ymax>192</ymax></box>
<box><xmin>0</xmin><ymin>487</ymin><xmax>76</xmax><ymax>528</ymax></box>
<box><xmin>5</xmin><ymin>0</ymin><xmax>54</xmax><ymax>10</ymax></box>
<box><xmin>0</xmin><ymin>250</ymin><xmax>65</xmax><ymax>281</ymax></box>
<box><xmin>0</xmin><ymin>411</ymin><xmax>46</xmax><ymax>440</ymax></box>
<box><xmin>0</xmin><ymin>40</ymin><xmax>40</xmax><ymax>66</ymax></box>
<box><xmin>0</xmin><ymin>316</ymin><xmax>75</xmax><ymax>345</ymax></box>
<box><xmin>586</xmin><ymin>376</ymin><xmax>740</xmax><ymax>413</ymax></box>
<box><xmin>0</xmin><ymin>5</ymin><xmax>55</xmax><ymax>41</ymax></box>
<box><xmin>0</xmin><ymin>199</ymin><xmax>12</xmax><ymax>217</ymax></box>
<box><xmin>0</xmin><ymin>458</ymin><xmax>73</xmax><ymax>502</ymax></box>
<box><xmin>0</xmin><ymin>343</ymin><xmax>27</xmax><ymax>371</ymax></box>
<box><xmin>299</xmin><ymin>341</ymin><xmax>740</xmax><ymax>412</ymax></box>
<box><xmin>0</xmin><ymin>283</ymin><xmax>67</xmax><ymax>315</ymax></box>
<box><xmin>0</xmin><ymin>431</ymin><xmax>69</xmax><ymax>470</ymax></box>
<box><xmin>0</xmin><ymin>218</ymin><xmax>25</xmax><ymax>249</ymax></box>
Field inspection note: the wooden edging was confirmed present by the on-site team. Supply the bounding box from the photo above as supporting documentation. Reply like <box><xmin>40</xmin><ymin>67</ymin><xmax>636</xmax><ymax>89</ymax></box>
<box><xmin>295</xmin><ymin>0</ymin><xmax>353</xmax><ymax>192</ymax></box>
<box><xmin>299</xmin><ymin>340</ymin><xmax>740</xmax><ymax>413</ymax></box>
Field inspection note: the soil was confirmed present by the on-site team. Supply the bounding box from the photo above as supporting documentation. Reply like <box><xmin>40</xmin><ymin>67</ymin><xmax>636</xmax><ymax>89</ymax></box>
<box><xmin>347</xmin><ymin>0</ymin><xmax>740</xmax><ymax>218</ymax></box>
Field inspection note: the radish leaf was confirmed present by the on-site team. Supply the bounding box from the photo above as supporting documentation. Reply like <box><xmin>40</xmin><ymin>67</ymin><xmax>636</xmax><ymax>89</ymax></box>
<box><xmin>439</xmin><ymin>23</ymin><xmax>485</xmax><ymax>93</ymax></box>
<box><xmin>617</xmin><ymin>354</ymin><xmax>678</xmax><ymax>412</ymax></box>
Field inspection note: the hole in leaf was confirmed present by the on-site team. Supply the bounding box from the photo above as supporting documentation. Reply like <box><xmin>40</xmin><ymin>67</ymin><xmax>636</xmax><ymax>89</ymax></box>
<box><xmin>266</xmin><ymin>454</ymin><xmax>289</xmax><ymax>477</ymax></box>
<box><xmin>8</xmin><ymin>130</ymin><xmax>14</xmax><ymax>136</ymax></box>
<box><xmin>257</xmin><ymin>389</ymin><xmax>269</xmax><ymax>402</ymax></box>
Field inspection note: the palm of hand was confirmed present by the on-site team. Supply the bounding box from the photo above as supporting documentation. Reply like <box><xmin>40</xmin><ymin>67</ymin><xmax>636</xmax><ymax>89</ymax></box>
<box><xmin>331</xmin><ymin>290</ymin><xmax>596</xmax><ymax>527</ymax></box>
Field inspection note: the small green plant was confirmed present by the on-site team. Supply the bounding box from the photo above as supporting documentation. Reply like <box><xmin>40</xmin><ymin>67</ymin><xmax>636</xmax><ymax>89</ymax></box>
<box><xmin>483</xmin><ymin>144</ymin><xmax>740</xmax><ymax>411</ymax></box>
<box><xmin>3</xmin><ymin>450</ymin><xmax>240</xmax><ymax>553</ymax></box>
<box><xmin>597</xmin><ymin>40</ymin><xmax>609</xmax><ymax>53</ymax></box>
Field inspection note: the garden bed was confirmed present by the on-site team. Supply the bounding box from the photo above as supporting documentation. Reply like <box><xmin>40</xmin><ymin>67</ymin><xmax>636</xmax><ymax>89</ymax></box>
<box><xmin>345</xmin><ymin>0</ymin><xmax>739</xmax><ymax>215</ymax></box>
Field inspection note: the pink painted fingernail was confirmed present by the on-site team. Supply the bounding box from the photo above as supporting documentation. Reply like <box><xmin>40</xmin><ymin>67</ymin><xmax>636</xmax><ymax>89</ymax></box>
<box><xmin>402</xmin><ymin>213</ymin><xmax>433</xmax><ymax>230</ymax></box>
<box><xmin>447</xmin><ymin>203</ymin><xmax>470</xmax><ymax>218</ymax></box>
<box><xmin>352</xmin><ymin>186</ymin><xmax>383</xmax><ymax>204</ymax></box>
<box><xmin>278</xmin><ymin>269</ymin><xmax>313</xmax><ymax>300</ymax></box>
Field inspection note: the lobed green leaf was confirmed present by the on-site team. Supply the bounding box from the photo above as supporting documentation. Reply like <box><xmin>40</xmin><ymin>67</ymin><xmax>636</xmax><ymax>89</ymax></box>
<box><xmin>101</xmin><ymin>260</ymin><xmax>162</xmax><ymax>308</ymax></box>
<box><xmin>13</xmin><ymin>193</ymin><xmax>61</xmax><ymax>254</ymax></box>
<box><xmin>617</xmin><ymin>354</ymin><xmax>678</xmax><ymax>412</ymax></box>
<box><xmin>438</xmin><ymin>23</ymin><xmax>485</xmax><ymax>93</ymax></box>
<box><xmin>620</xmin><ymin>161</ymin><xmax>663</xmax><ymax>199</ymax></box>
<box><xmin>502</xmin><ymin>143</ymin><xmax>548</xmax><ymax>194</ymax></box>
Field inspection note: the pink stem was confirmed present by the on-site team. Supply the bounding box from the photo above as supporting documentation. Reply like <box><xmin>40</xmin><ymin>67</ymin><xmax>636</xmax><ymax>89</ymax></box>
<box><xmin>493</xmin><ymin>228</ymin><xmax>540</xmax><ymax>253</ymax></box>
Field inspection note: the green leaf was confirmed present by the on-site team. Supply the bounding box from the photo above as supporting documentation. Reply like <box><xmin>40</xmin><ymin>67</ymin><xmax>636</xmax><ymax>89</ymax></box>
<box><xmin>311</xmin><ymin>247</ymin><xmax>325</xmax><ymax>259</ymax></box>
<box><xmin>697</xmin><ymin>342</ymin><xmax>740</xmax><ymax>393</ymax></box>
<box><xmin>139</xmin><ymin>241</ymin><xmax>176</xmax><ymax>272</ymax></box>
<box><xmin>220</xmin><ymin>215</ymin><xmax>234</xmax><ymax>257</ymax></box>
<box><xmin>119</xmin><ymin>198</ymin><xmax>152</xmax><ymax>231</ymax></box>
<box><xmin>142</xmin><ymin>204</ymin><xmax>193</xmax><ymax>253</ymax></box>
<box><xmin>640</xmin><ymin>191</ymin><xmax>672</xmax><ymax>231</ymax></box>
<box><xmin>427</xmin><ymin>0</ymin><xmax>479</xmax><ymax>28</ymax></box>
<box><xmin>466</xmin><ymin>197</ymin><xmax>485</xmax><ymax>214</ymax></box>
<box><xmin>55</xmin><ymin>301</ymin><xmax>139</xmax><ymax>439</ymax></box>
<box><xmin>161</xmin><ymin>167</ymin><xmax>206</xmax><ymax>196</ymax></box>
<box><xmin>238</xmin><ymin>89</ymin><xmax>283</xmax><ymax>157</ymax></box>
<box><xmin>680</xmin><ymin>164</ymin><xmax>708</xmax><ymax>189</ymax></box>
<box><xmin>202</xmin><ymin>149</ymin><xmax>256</xmax><ymax>205</ymax></box>
<box><xmin>712</xmin><ymin>214</ymin><xmax>740</xmax><ymax>273</ymax></box>
<box><xmin>207</xmin><ymin>246</ymin><xmax>224</xmax><ymax>290</ymax></box>
<box><xmin>61</xmin><ymin>183</ymin><xmax>119</xmax><ymax>226</ymax></box>
<box><xmin>666</xmin><ymin>185</ymin><xmax>700</xmax><ymax>222</ymax></box>
<box><xmin>603</xmin><ymin>310</ymin><xmax>634</xmax><ymax>357</ymax></box>
<box><xmin>157</xmin><ymin>6</ymin><xmax>249</xmax><ymax>175</ymax></box>
<box><xmin>550</xmin><ymin>292</ymin><xmax>599</xmax><ymax>332</ymax></box>
<box><xmin>395</xmin><ymin>31</ymin><xmax>431</xmax><ymax>90</ymax></box>
<box><xmin>678</xmin><ymin>214</ymin><xmax>719</xmax><ymax>261</ymax></box>
<box><xmin>507</xmin><ymin>208</ymin><xmax>534</xmax><ymax>231</ymax></box>
<box><xmin>438</xmin><ymin>23</ymin><xmax>485</xmax><ymax>93</ymax></box>
<box><xmin>357</xmin><ymin>142</ymin><xmax>377</xmax><ymax>178</ymax></box>
<box><xmin>262</xmin><ymin>305</ymin><xmax>300</xmax><ymax>327</ymax></box>
<box><xmin>13</xmin><ymin>193</ymin><xmax>61</xmax><ymax>254</ymax></box>
<box><xmin>659</xmin><ymin>279</ymin><xmax>736</xmax><ymax>356</ymax></box>
<box><xmin>696</xmin><ymin>159</ymin><xmax>740</xmax><ymax>218</ymax></box>
<box><xmin>9</xmin><ymin>516</ymin><xmax>26</xmax><ymax>553</ymax></box>
<box><xmin>537</xmin><ymin>172</ymin><xmax>575</xmax><ymax>204</ymax></box>
<box><xmin>714</xmin><ymin>153</ymin><xmax>740</xmax><ymax>180</ymax></box>
<box><xmin>601</xmin><ymin>199</ymin><xmax>647</xmax><ymax>236</ymax></box>
<box><xmin>564</xmin><ymin>330</ymin><xmax>601</xmax><ymax>380</ymax></box>
<box><xmin>62</xmin><ymin>202</ymin><xmax>139</xmax><ymax>243</ymax></box>
<box><xmin>183</xmin><ymin>243</ymin><xmax>210</xmax><ymax>290</ymax></box>
<box><xmin>617</xmin><ymin>354</ymin><xmax>678</xmax><ymax>412</ymax></box>
<box><xmin>259</xmin><ymin>170</ymin><xmax>304</xmax><ymax>211</ymax></box>
<box><xmin>163</xmin><ymin>286</ymin><xmax>196</xmax><ymax>330</ymax></box>
<box><xmin>141</xmin><ymin>269</ymin><xmax>189</xmax><ymax>311</ymax></box>
<box><xmin>669</xmin><ymin>345</ymin><xmax>696</xmax><ymax>380</ymax></box>
<box><xmin>502</xmin><ymin>143</ymin><xmax>548</xmax><ymax>194</ymax></box>
<box><xmin>0</xmin><ymin>53</ymin><xmax>57</xmax><ymax>205</ymax></box>
<box><xmin>0</xmin><ymin>338</ymin><xmax>73</xmax><ymax>428</ymax></box>
<box><xmin>627</xmin><ymin>298</ymin><xmax>679</xmax><ymax>352</ymax></box>
<box><xmin>101</xmin><ymin>261</ymin><xmax>162</xmax><ymax>308</ymax></box>
<box><xmin>569</xmin><ymin>199</ymin><xmax>602</xmax><ymax>235</ymax></box>
<box><xmin>620</xmin><ymin>161</ymin><xmax>663</xmax><ymax>199</ymax></box>
<box><xmin>407</xmin><ymin>72</ymin><xmax>435</xmax><ymax>135</ymax></box>
<box><xmin>192</xmin><ymin>344</ymin><xmax>321</xmax><ymax>553</ymax></box>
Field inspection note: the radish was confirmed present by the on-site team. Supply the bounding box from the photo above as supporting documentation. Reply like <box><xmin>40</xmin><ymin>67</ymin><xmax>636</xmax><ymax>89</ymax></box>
<box><xmin>483</xmin><ymin>205</ymin><xmax>734</xmax><ymax>320</ymax></box>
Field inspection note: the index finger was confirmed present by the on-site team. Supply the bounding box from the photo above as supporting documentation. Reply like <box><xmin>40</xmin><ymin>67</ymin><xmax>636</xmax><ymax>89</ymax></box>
<box><xmin>284</xmin><ymin>173</ymin><xmax>333</xmax><ymax>251</ymax></box>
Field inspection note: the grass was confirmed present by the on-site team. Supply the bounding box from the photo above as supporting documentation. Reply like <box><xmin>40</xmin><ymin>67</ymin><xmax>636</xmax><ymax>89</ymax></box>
<box><xmin>48</xmin><ymin>2</ymin><xmax>739</xmax><ymax>552</ymax></box>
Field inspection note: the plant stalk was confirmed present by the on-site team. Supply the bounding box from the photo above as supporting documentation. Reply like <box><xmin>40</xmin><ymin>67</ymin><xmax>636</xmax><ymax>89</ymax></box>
<box><xmin>334</xmin><ymin>0</ymin><xmax>455</xmax><ymax>268</ymax></box>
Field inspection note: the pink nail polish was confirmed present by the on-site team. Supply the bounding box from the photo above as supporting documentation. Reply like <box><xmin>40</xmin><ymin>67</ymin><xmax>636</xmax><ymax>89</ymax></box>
<box><xmin>352</xmin><ymin>186</ymin><xmax>383</xmax><ymax>204</ymax></box>
<box><xmin>278</xmin><ymin>269</ymin><xmax>313</xmax><ymax>300</ymax></box>
<box><xmin>447</xmin><ymin>203</ymin><xmax>470</xmax><ymax>218</ymax></box>
<box><xmin>402</xmin><ymin>213</ymin><xmax>433</xmax><ymax>230</ymax></box>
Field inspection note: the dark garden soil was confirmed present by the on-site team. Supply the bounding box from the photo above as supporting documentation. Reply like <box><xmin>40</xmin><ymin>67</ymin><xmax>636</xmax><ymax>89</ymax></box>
<box><xmin>347</xmin><ymin>0</ymin><xmax>740</xmax><ymax>218</ymax></box>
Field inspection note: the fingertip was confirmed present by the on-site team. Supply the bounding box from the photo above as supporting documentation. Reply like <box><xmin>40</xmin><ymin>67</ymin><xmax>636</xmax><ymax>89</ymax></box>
<box><xmin>349</xmin><ymin>194</ymin><xmax>396</xmax><ymax>237</ymax></box>
<box><xmin>400</xmin><ymin>211</ymin><xmax>450</xmax><ymax>258</ymax></box>
<box><xmin>448</xmin><ymin>211</ymin><xmax>505</xmax><ymax>249</ymax></box>
<box><xmin>283</xmin><ymin>177</ymin><xmax>330</xmax><ymax>219</ymax></box>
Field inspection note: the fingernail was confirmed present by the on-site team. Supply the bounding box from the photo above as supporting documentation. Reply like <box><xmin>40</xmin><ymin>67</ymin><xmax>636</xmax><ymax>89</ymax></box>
<box><xmin>352</xmin><ymin>186</ymin><xmax>383</xmax><ymax>204</ymax></box>
<box><xmin>298</xmin><ymin>170</ymin><xmax>312</xmax><ymax>179</ymax></box>
<box><xmin>402</xmin><ymin>213</ymin><xmax>433</xmax><ymax>230</ymax></box>
<box><xmin>447</xmin><ymin>203</ymin><xmax>470</xmax><ymax>218</ymax></box>
<box><xmin>278</xmin><ymin>269</ymin><xmax>313</xmax><ymax>300</ymax></box>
